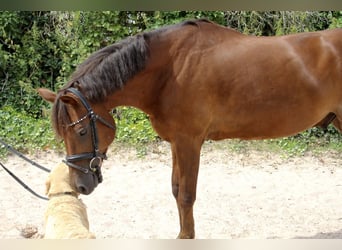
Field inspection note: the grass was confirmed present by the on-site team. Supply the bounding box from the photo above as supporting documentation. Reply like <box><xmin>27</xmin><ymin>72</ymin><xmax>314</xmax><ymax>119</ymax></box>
<box><xmin>207</xmin><ymin>133</ymin><xmax>342</xmax><ymax>159</ymax></box>
<box><xmin>203</xmin><ymin>124</ymin><xmax>342</xmax><ymax>160</ymax></box>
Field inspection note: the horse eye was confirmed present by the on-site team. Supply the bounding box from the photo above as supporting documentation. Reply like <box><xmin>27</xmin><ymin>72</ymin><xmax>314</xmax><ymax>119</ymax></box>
<box><xmin>77</xmin><ymin>128</ymin><xmax>87</xmax><ymax>136</ymax></box>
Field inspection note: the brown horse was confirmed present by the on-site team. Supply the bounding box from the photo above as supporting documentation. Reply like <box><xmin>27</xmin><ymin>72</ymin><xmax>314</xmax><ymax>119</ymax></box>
<box><xmin>38</xmin><ymin>19</ymin><xmax>342</xmax><ymax>238</ymax></box>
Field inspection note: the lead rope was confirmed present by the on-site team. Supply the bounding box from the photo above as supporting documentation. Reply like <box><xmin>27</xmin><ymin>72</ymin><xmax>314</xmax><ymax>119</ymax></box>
<box><xmin>0</xmin><ymin>138</ymin><xmax>50</xmax><ymax>201</ymax></box>
<box><xmin>0</xmin><ymin>138</ymin><xmax>50</xmax><ymax>173</ymax></box>
<box><xmin>0</xmin><ymin>161</ymin><xmax>48</xmax><ymax>201</ymax></box>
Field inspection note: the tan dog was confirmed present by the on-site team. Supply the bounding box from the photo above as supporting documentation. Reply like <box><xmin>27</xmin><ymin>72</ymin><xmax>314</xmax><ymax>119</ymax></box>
<box><xmin>44</xmin><ymin>163</ymin><xmax>95</xmax><ymax>239</ymax></box>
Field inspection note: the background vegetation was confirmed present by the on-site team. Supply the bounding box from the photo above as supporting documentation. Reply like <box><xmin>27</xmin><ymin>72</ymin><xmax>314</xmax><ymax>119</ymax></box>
<box><xmin>1</xmin><ymin>11</ymin><xmax>342</xmax><ymax>156</ymax></box>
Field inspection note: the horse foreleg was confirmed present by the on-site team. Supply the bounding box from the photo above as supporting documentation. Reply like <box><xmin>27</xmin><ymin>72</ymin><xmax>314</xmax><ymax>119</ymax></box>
<box><xmin>171</xmin><ymin>137</ymin><xmax>202</xmax><ymax>239</ymax></box>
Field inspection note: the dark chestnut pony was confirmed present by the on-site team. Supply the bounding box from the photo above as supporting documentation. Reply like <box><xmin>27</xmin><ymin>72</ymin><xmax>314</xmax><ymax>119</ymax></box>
<box><xmin>39</xmin><ymin>19</ymin><xmax>342</xmax><ymax>238</ymax></box>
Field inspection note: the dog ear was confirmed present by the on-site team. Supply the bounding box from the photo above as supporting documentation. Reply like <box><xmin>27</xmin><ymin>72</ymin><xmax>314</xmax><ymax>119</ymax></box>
<box><xmin>45</xmin><ymin>175</ymin><xmax>51</xmax><ymax>195</ymax></box>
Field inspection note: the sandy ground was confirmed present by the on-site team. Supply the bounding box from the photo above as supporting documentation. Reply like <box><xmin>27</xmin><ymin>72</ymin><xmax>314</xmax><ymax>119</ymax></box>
<box><xmin>1</xmin><ymin>140</ymin><xmax>342</xmax><ymax>239</ymax></box>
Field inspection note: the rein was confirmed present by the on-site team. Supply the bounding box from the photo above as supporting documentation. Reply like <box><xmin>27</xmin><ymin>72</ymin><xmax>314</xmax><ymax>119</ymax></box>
<box><xmin>62</xmin><ymin>88</ymin><xmax>116</xmax><ymax>183</ymax></box>
<box><xmin>0</xmin><ymin>138</ymin><xmax>49</xmax><ymax>201</ymax></box>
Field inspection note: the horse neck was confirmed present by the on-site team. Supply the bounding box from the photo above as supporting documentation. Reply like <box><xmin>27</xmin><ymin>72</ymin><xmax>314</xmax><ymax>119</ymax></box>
<box><xmin>104</xmin><ymin>22</ymin><xmax>208</xmax><ymax>114</ymax></box>
<box><xmin>105</xmin><ymin>71</ymin><xmax>161</xmax><ymax>115</ymax></box>
<box><xmin>105</xmin><ymin>35</ymin><xmax>174</xmax><ymax>115</ymax></box>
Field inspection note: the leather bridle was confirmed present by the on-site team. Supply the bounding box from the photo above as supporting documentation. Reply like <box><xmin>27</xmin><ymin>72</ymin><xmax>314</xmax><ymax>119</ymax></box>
<box><xmin>61</xmin><ymin>88</ymin><xmax>116</xmax><ymax>183</ymax></box>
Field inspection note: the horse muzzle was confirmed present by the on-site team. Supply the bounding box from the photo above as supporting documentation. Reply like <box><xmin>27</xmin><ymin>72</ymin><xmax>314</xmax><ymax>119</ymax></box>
<box><xmin>63</xmin><ymin>154</ymin><xmax>105</xmax><ymax>194</ymax></box>
<box><xmin>74</xmin><ymin>169</ymin><xmax>99</xmax><ymax>195</ymax></box>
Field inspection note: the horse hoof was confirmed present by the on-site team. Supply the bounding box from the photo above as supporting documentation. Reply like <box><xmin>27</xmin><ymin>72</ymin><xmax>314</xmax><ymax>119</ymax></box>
<box><xmin>176</xmin><ymin>233</ymin><xmax>195</xmax><ymax>239</ymax></box>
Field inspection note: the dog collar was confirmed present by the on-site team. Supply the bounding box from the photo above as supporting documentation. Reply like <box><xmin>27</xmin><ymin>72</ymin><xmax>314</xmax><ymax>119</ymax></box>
<box><xmin>48</xmin><ymin>191</ymin><xmax>78</xmax><ymax>199</ymax></box>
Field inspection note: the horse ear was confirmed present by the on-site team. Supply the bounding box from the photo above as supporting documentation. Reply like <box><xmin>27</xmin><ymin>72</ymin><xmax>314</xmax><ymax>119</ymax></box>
<box><xmin>37</xmin><ymin>88</ymin><xmax>78</xmax><ymax>106</ymax></box>
<box><xmin>59</xmin><ymin>91</ymin><xmax>78</xmax><ymax>106</ymax></box>
<box><xmin>37</xmin><ymin>88</ymin><xmax>56</xmax><ymax>103</ymax></box>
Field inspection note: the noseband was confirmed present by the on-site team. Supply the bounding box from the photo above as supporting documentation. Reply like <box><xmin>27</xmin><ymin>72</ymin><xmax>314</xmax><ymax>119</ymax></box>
<box><xmin>62</xmin><ymin>88</ymin><xmax>115</xmax><ymax>183</ymax></box>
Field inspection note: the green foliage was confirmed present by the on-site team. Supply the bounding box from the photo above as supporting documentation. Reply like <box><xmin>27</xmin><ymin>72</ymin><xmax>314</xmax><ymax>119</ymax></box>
<box><xmin>112</xmin><ymin>107</ymin><xmax>159</xmax><ymax>157</ymax></box>
<box><xmin>223</xmin><ymin>125</ymin><xmax>342</xmax><ymax>158</ymax></box>
<box><xmin>114</xmin><ymin>107</ymin><xmax>158</xmax><ymax>144</ymax></box>
<box><xmin>329</xmin><ymin>11</ymin><xmax>342</xmax><ymax>28</ymax></box>
<box><xmin>0</xmin><ymin>11</ymin><xmax>65</xmax><ymax>117</ymax></box>
<box><xmin>271</xmin><ymin>126</ymin><xmax>342</xmax><ymax>157</ymax></box>
<box><xmin>144</xmin><ymin>11</ymin><xmax>227</xmax><ymax>29</ymax></box>
<box><xmin>224</xmin><ymin>11</ymin><xmax>332</xmax><ymax>35</ymax></box>
<box><xmin>0</xmin><ymin>106</ymin><xmax>63</xmax><ymax>157</ymax></box>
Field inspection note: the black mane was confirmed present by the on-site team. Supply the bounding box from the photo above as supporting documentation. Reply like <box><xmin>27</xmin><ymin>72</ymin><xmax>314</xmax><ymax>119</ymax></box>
<box><xmin>61</xmin><ymin>33</ymin><xmax>149</xmax><ymax>102</ymax></box>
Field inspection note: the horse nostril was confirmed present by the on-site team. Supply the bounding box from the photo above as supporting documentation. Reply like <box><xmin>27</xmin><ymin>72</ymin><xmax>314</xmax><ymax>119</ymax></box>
<box><xmin>75</xmin><ymin>175</ymin><xmax>95</xmax><ymax>195</ymax></box>
<box><xmin>77</xmin><ymin>184</ymin><xmax>89</xmax><ymax>194</ymax></box>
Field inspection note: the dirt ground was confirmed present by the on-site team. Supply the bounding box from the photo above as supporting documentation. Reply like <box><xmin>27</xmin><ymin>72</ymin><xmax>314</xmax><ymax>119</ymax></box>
<box><xmin>1</xmin><ymin>140</ymin><xmax>342</xmax><ymax>239</ymax></box>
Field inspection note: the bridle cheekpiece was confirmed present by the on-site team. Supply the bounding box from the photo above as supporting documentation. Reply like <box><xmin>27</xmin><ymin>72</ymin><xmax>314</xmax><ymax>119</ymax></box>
<box><xmin>61</xmin><ymin>88</ymin><xmax>115</xmax><ymax>183</ymax></box>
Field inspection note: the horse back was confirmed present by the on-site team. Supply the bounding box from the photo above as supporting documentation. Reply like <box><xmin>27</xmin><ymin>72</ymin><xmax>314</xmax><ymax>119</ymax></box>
<box><xmin>153</xmin><ymin>23</ymin><xmax>342</xmax><ymax>140</ymax></box>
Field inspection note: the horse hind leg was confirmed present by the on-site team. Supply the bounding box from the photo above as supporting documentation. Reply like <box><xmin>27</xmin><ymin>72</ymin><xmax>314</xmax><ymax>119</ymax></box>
<box><xmin>313</xmin><ymin>112</ymin><xmax>342</xmax><ymax>133</ymax></box>
<box><xmin>325</xmin><ymin>106</ymin><xmax>342</xmax><ymax>133</ymax></box>
<box><xmin>315</xmin><ymin>112</ymin><xmax>336</xmax><ymax>131</ymax></box>
<box><xmin>315</xmin><ymin>112</ymin><xmax>342</xmax><ymax>133</ymax></box>
<box><xmin>333</xmin><ymin>114</ymin><xmax>342</xmax><ymax>132</ymax></box>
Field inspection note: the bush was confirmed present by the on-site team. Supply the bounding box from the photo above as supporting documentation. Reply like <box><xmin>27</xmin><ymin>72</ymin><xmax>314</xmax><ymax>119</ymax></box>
<box><xmin>0</xmin><ymin>11</ymin><xmax>66</xmax><ymax>117</ymax></box>
<box><xmin>273</xmin><ymin>126</ymin><xmax>342</xmax><ymax>156</ymax></box>
<box><xmin>0</xmin><ymin>106</ymin><xmax>63</xmax><ymax>157</ymax></box>
<box><xmin>114</xmin><ymin>107</ymin><xmax>159</xmax><ymax>144</ymax></box>
<box><xmin>329</xmin><ymin>11</ymin><xmax>342</xmax><ymax>28</ymax></box>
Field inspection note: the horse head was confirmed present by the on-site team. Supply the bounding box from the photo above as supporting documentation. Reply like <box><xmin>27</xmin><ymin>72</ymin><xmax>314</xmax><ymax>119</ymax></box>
<box><xmin>38</xmin><ymin>88</ymin><xmax>116</xmax><ymax>195</ymax></box>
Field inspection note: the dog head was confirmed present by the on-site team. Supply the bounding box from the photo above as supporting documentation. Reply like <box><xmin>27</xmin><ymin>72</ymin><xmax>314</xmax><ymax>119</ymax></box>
<box><xmin>46</xmin><ymin>163</ymin><xmax>78</xmax><ymax>198</ymax></box>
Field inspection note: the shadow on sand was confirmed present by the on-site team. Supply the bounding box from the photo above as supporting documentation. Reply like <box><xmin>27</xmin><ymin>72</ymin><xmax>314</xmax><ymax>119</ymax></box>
<box><xmin>294</xmin><ymin>229</ymin><xmax>342</xmax><ymax>239</ymax></box>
